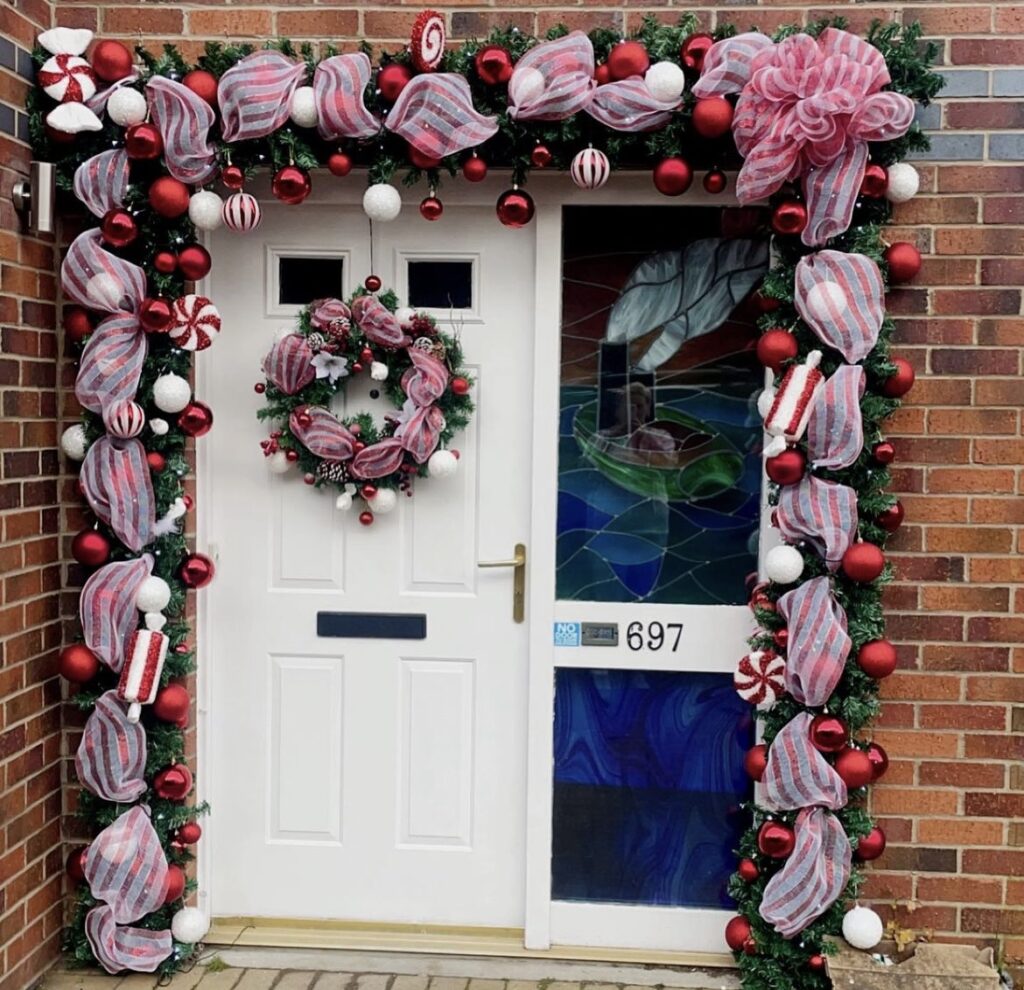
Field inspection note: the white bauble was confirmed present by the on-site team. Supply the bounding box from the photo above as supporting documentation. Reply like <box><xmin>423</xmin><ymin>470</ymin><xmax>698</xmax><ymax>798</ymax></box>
<box><xmin>335</xmin><ymin>492</ymin><xmax>353</xmax><ymax>511</ymax></box>
<box><xmin>510</xmin><ymin>66</ymin><xmax>545</xmax><ymax>106</ymax></box>
<box><xmin>289</xmin><ymin>85</ymin><xmax>318</xmax><ymax>128</ymax></box>
<box><xmin>267</xmin><ymin>450</ymin><xmax>290</xmax><ymax>474</ymax></box>
<box><xmin>136</xmin><ymin>575</ymin><xmax>171</xmax><ymax>613</ymax></box>
<box><xmin>370</xmin><ymin>361</ymin><xmax>388</xmax><ymax>382</ymax></box>
<box><xmin>61</xmin><ymin>424</ymin><xmax>89</xmax><ymax>461</ymax></box>
<box><xmin>368</xmin><ymin>488</ymin><xmax>397</xmax><ymax>514</ymax></box>
<box><xmin>106</xmin><ymin>87</ymin><xmax>147</xmax><ymax>127</ymax></box>
<box><xmin>394</xmin><ymin>307</ymin><xmax>416</xmax><ymax>328</ymax></box>
<box><xmin>428</xmin><ymin>449</ymin><xmax>458</xmax><ymax>478</ymax></box>
<box><xmin>363</xmin><ymin>183</ymin><xmax>402</xmax><ymax>222</ymax></box>
<box><xmin>188</xmin><ymin>190</ymin><xmax>223</xmax><ymax>232</ymax></box>
<box><xmin>644</xmin><ymin>61</ymin><xmax>686</xmax><ymax>102</ymax></box>
<box><xmin>149</xmin><ymin>418</ymin><xmax>169</xmax><ymax>436</ymax></box>
<box><xmin>842</xmin><ymin>905</ymin><xmax>884</xmax><ymax>951</ymax></box>
<box><xmin>884</xmin><ymin>162</ymin><xmax>919</xmax><ymax>204</ymax></box>
<box><xmin>804</xmin><ymin>280</ymin><xmax>848</xmax><ymax>321</ymax></box>
<box><xmin>152</xmin><ymin>373</ymin><xmax>192</xmax><ymax>414</ymax></box>
<box><xmin>86</xmin><ymin>273</ymin><xmax>124</xmax><ymax>310</ymax></box>
<box><xmin>765</xmin><ymin>545</ymin><xmax>804</xmax><ymax>585</ymax></box>
<box><xmin>171</xmin><ymin>907</ymin><xmax>209</xmax><ymax>945</ymax></box>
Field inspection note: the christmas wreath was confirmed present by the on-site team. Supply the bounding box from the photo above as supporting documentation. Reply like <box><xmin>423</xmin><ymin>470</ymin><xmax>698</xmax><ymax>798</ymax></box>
<box><xmin>256</xmin><ymin>284</ymin><xmax>473</xmax><ymax>523</ymax></box>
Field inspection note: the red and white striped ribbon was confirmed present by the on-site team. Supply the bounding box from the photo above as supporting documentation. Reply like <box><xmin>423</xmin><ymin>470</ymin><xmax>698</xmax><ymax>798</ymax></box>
<box><xmin>80</xmin><ymin>556</ymin><xmax>152</xmax><ymax>673</ymax></box>
<box><xmin>802</xmin><ymin>142</ymin><xmax>868</xmax><ymax>247</ymax></box>
<box><xmin>217</xmin><ymin>50</ymin><xmax>306</xmax><ymax>142</ymax></box>
<box><xmin>80</xmin><ymin>437</ymin><xmax>157</xmax><ymax>552</ymax></box>
<box><xmin>776</xmin><ymin>475</ymin><xmax>858</xmax><ymax>571</ymax></box>
<box><xmin>314</xmin><ymin>52</ymin><xmax>379</xmax><ymax>141</ymax></box>
<box><xmin>395</xmin><ymin>403</ymin><xmax>445</xmax><ymax>464</ymax></box>
<box><xmin>85</xmin><ymin>906</ymin><xmax>173</xmax><ymax>975</ymax></box>
<box><xmin>400</xmin><ymin>347</ymin><xmax>448</xmax><ymax>407</ymax></box>
<box><xmin>289</xmin><ymin>407</ymin><xmax>356</xmax><ymax>461</ymax></box>
<box><xmin>352</xmin><ymin>296</ymin><xmax>411</xmax><ymax>349</ymax></box>
<box><xmin>76</xmin><ymin>313</ymin><xmax>148</xmax><ymax>415</ymax></box>
<box><xmin>62</xmin><ymin>228</ymin><xmax>146</xmax><ymax>314</ymax></box>
<box><xmin>691</xmin><ymin>33</ymin><xmax>773</xmax><ymax>98</ymax></box>
<box><xmin>75</xmin><ymin>691</ymin><xmax>147</xmax><ymax>802</ymax></box>
<box><xmin>587</xmin><ymin>77</ymin><xmax>681</xmax><ymax>132</ymax></box>
<box><xmin>73</xmin><ymin>149</ymin><xmax>129</xmax><ymax>218</ymax></box>
<box><xmin>508</xmin><ymin>32</ymin><xmax>595</xmax><ymax>122</ymax></box>
<box><xmin>146</xmin><ymin>75</ymin><xmax>218</xmax><ymax>184</ymax></box>
<box><xmin>806</xmin><ymin>365</ymin><xmax>865</xmax><ymax>470</ymax></box>
<box><xmin>263</xmin><ymin>334</ymin><xmax>316</xmax><ymax>395</ymax></box>
<box><xmin>350</xmin><ymin>437</ymin><xmax>406</xmax><ymax>479</ymax></box>
<box><xmin>760</xmin><ymin>712</ymin><xmax>848</xmax><ymax>811</ymax></box>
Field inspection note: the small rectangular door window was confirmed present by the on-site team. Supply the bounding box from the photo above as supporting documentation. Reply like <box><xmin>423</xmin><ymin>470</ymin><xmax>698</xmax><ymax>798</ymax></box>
<box><xmin>279</xmin><ymin>256</ymin><xmax>344</xmax><ymax>306</ymax></box>
<box><xmin>407</xmin><ymin>260</ymin><xmax>473</xmax><ymax>310</ymax></box>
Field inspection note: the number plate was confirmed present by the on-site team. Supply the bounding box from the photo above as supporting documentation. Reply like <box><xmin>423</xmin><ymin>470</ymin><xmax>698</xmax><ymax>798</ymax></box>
<box><xmin>626</xmin><ymin>620</ymin><xmax>684</xmax><ymax>653</ymax></box>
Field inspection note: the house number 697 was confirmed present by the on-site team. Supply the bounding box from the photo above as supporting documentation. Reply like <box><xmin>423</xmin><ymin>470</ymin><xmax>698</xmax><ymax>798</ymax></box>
<box><xmin>626</xmin><ymin>621</ymin><xmax>683</xmax><ymax>652</ymax></box>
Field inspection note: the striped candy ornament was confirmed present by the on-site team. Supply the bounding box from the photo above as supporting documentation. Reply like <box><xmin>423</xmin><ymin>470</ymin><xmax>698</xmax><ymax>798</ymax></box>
<box><xmin>410</xmin><ymin>9</ymin><xmax>445</xmax><ymax>72</ymax></box>
<box><xmin>734</xmin><ymin>650</ymin><xmax>786</xmax><ymax>706</ymax></box>
<box><xmin>117</xmin><ymin>626</ymin><xmax>169</xmax><ymax>721</ymax></box>
<box><xmin>222</xmin><ymin>191</ymin><xmax>262</xmax><ymax>233</ymax></box>
<box><xmin>169</xmin><ymin>294</ymin><xmax>221</xmax><ymax>351</ymax></box>
<box><xmin>764</xmin><ymin>350</ymin><xmax>824</xmax><ymax>457</ymax></box>
<box><xmin>102</xmin><ymin>399</ymin><xmax>146</xmax><ymax>439</ymax></box>
<box><xmin>39</xmin><ymin>53</ymin><xmax>96</xmax><ymax>102</ymax></box>
<box><xmin>570</xmin><ymin>147</ymin><xmax>610</xmax><ymax>189</ymax></box>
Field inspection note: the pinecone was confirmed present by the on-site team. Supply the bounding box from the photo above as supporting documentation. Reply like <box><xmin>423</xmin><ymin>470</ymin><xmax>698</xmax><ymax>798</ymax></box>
<box><xmin>413</xmin><ymin>336</ymin><xmax>446</xmax><ymax>362</ymax></box>
<box><xmin>316</xmin><ymin>460</ymin><xmax>348</xmax><ymax>484</ymax></box>
<box><xmin>306</xmin><ymin>331</ymin><xmax>328</xmax><ymax>353</ymax></box>
<box><xmin>326</xmin><ymin>317</ymin><xmax>351</xmax><ymax>343</ymax></box>
<box><xmin>410</xmin><ymin>314</ymin><xmax>435</xmax><ymax>336</ymax></box>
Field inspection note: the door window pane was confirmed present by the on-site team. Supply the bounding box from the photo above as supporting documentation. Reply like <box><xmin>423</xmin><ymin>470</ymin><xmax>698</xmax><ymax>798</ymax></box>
<box><xmin>408</xmin><ymin>260</ymin><xmax>473</xmax><ymax>309</ymax></box>
<box><xmin>557</xmin><ymin>207</ymin><xmax>769</xmax><ymax>605</ymax></box>
<box><xmin>279</xmin><ymin>256</ymin><xmax>344</xmax><ymax>305</ymax></box>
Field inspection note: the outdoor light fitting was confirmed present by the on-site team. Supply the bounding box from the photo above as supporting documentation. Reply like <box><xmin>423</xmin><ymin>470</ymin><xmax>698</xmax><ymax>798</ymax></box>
<box><xmin>12</xmin><ymin>161</ymin><xmax>56</xmax><ymax>235</ymax></box>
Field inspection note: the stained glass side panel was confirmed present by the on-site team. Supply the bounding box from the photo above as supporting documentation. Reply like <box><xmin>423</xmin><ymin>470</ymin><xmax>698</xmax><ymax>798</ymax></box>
<box><xmin>551</xmin><ymin>668</ymin><xmax>754</xmax><ymax>909</ymax></box>
<box><xmin>556</xmin><ymin>206</ymin><xmax>769</xmax><ymax>605</ymax></box>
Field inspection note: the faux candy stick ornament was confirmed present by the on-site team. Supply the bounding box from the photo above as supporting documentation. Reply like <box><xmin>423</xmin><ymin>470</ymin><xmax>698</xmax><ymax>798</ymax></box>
<box><xmin>763</xmin><ymin>350</ymin><xmax>824</xmax><ymax>457</ymax></box>
<box><xmin>117</xmin><ymin>613</ymin><xmax>169</xmax><ymax>722</ymax></box>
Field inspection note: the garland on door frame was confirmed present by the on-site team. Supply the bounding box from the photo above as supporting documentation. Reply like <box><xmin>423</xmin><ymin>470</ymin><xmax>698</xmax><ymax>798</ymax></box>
<box><xmin>30</xmin><ymin>11</ymin><xmax>941</xmax><ymax>985</ymax></box>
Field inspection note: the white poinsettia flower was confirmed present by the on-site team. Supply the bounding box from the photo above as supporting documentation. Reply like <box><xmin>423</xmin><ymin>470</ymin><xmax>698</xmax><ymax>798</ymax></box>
<box><xmin>311</xmin><ymin>352</ymin><xmax>349</xmax><ymax>383</ymax></box>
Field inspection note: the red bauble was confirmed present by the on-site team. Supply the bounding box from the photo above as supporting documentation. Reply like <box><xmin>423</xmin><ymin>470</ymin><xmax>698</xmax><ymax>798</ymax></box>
<box><xmin>46</xmin><ymin>123</ymin><xmax>76</xmax><ymax>145</ymax></box>
<box><xmin>182</xmin><ymin>69</ymin><xmax>218</xmax><ymax>106</ymax></box>
<box><xmin>652</xmin><ymin>157</ymin><xmax>693</xmax><ymax>197</ymax></box>
<box><xmin>772</xmin><ymin>628</ymin><xmax>789</xmax><ymax>650</ymax></box>
<box><xmin>744</xmin><ymin>743</ymin><xmax>768</xmax><ymax>781</ymax></box>
<box><xmin>743</xmin><ymin>938</ymin><xmax>757</xmax><ymax>956</ymax></box>
<box><xmin>359</xmin><ymin>511</ymin><xmax>374</xmax><ymax>526</ymax></box>
<box><xmin>771</xmin><ymin>200</ymin><xmax>808</xmax><ymax>236</ymax></box>
<box><xmin>756</xmin><ymin>292</ymin><xmax>782</xmax><ymax>313</ymax></box>
<box><xmin>360</xmin><ymin>348</ymin><xmax>374</xmax><ymax>364</ymax></box>
<box><xmin>808</xmin><ymin>955</ymin><xmax>826</xmax><ymax>972</ymax></box>
<box><xmin>272</xmin><ymin>166</ymin><xmax>312</xmax><ymax>206</ymax></box>
<box><xmin>58</xmin><ymin>644</ymin><xmax>100</xmax><ymax>683</ymax></box>
<box><xmin>858</xmin><ymin>639</ymin><xmax>897</xmax><ymax>679</ymax></box>
<box><xmin>475</xmin><ymin>45</ymin><xmax>513</xmax><ymax>86</ymax></box>
<box><xmin>72</xmin><ymin>529</ymin><xmax>111</xmax><ymax>567</ymax></box>
<box><xmin>878</xmin><ymin>500</ymin><xmax>905</xmax><ymax>532</ymax></box>
<box><xmin>163</xmin><ymin>865</ymin><xmax>186</xmax><ymax>903</ymax></box>
<box><xmin>836</xmin><ymin>747</ymin><xmax>874</xmax><ymax>789</ymax></box>
<box><xmin>221</xmin><ymin>164</ymin><xmax>245</xmax><ymax>190</ymax></box>
<box><xmin>765</xmin><ymin>448</ymin><xmax>805</xmax><ymax>485</ymax></box>
<box><xmin>680</xmin><ymin>33</ymin><xmax>714</xmax><ymax>72</ymax></box>
<box><xmin>180</xmin><ymin>552</ymin><xmax>216</xmax><ymax>589</ymax></box>
<box><xmin>842</xmin><ymin>542</ymin><xmax>885</xmax><ymax>582</ymax></box>
<box><xmin>867</xmin><ymin>741</ymin><xmax>889</xmax><ymax>781</ymax></box>
<box><xmin>873</xmin><ymin>440</ymin><xmax>896</xmax><ymax>465</ymax></box>
<box><xmin>63</xmin><ymin>306</ymin><xmax>94</xmax><ymax>342</ymax></box>
<box><xmin>756</xmin><ymin>329</ymin><xmax>798</xmax><ymax>372</ymax></box>
<box><xmin>100</xmin><ymin>209</ymin><xmax>137</xmax><ymax>248</ymax></box>
<box><xmin>420</xmin><ymin>195</ymin><xmax>443</xmax><ymax>221</ymax></box>
<box><xmin>152</xmin><ymin>683</ymin><xmax>190</xmax><ymax>722</ymax></box>
<box><xmin>860</xmin><ymin>163</ymin><xmax>888</xmax><ymax>199</ymax></box>
<box><xmin>594</xmin><ymin>64</ymin><xmax>611</xmax><ymax>86</ymax></box>
<box><xmin>139</xmin><ymin>297</ymin><xmax>173</xmax><ymax>333</ymax></box>
<box><xmin>125</xmin><ymin>122</ymin><xmax>163</xmax><ymax>160</ymax></box>
<box><xmin>606</xmin><ymin>40</ymin><xmax>650</xmax><ymax>81</ymax></box>
<box><xmin>364</xmin><ymin>275</ymin><xmax>382</xmax><ymax>292</ymax></box>
<box><xmin>757</xmin><ymin>821</ymin><xmax>796</xmax><ymax>858</ymax></box>
<box><xmin>451</xmin><ymin>377</ymin><xmax>470</xmax><ymax>396</ymax></box>
<box><xmin>703</xmin><ymin>168</ymin><xmax>727</xmax><ymax>194</ymax></box>
<box><xmin>885</xmin><ymin>242</ymin><xmax>922</xmax><ymax>283</ymax></box>
<box><xmin>462</xmin><ymin>155</ymin><xmax>487</xmax><ymax>182</ymax></box>
<box><xmin>691</xmin><ymin>97</ymin><xmax>733</xmax><ymax>139</ymax></box>
<box><xmin>146</xmin><ymin>451</ymin><xmax>167</xmax><ymax>473</ymax></box>
<box><xmin>496</xmin><ymin>188</ymin><xmax>535</xmax><ymax>228</ymax></box>
<box><xmin>361</xmin><ymin>484</ymin><xmax>377</xmax><ymax>499</ymax></box>
<box><xmin>66</xmin><ymin>845</ymin><xmax>89</xmax><ymax>883</ymax></box>
<box><xmin>178</xmin><ymin>401</ymin><xmax>214</xmax><ymax>438</ymax></box>
<box><xmin>154</xmin><ymin>763</ymin><xmax>193</xmax><ymax>801</ymax></box>
<box><xmin>856</xmin><ymin>825</ymin><xmax>887</xmax><ymax>862</ymax></box>
<box><xmin>724</xmin><ymin>915</ymin><xmax>752</xmax><ymax>952</ymax></box>
<box><xmin>378</xmin><ymin>62</ymin><xmax>412</xmax><ymax>102</ymax></box>
<box><xmin>409</xmin><ymin>145</ymin><xmax>441</xmax><ymax>170</ymax></box>
<box><xmin>530</xmin><ymin>144</ymin><xmax>553</xmax><ymax>168</ymax></box>
<box><xmin>176</xmin><ymin>821</ymin><xmax>203</xmax><ymax>845</ymax></box>
<box><xmin>737</xmin><ymin>858</ymin><xmax>760</xmax><ymax>882</ymax></box>
<box><xmin>149</xmin><ymin>176</ymin><xmax>190</xmax><ymax>218</ymax></box>
<box><xmin>91</xmin><ymin>40</ymin><xmax>134</xmax><ymax>83</ymax></box>
<box><xmin>327</xmin><ymin>152</ymin><xmax>352</xmax><ymax>177</ymax></box>
<box><xmin>809</xmin><ymin>714</ymin><xmax>847</xmax><ymax>753</ymax></box>
<box><xmin>153</xmin><ymin>250</ymin><xmax>178</xmax><ymax>275</ymax></box>
<box><xmin>178</xmin><ymin>244</ymin><xmax>212</xmax><ymax>281</ymax></box>
<box><xmin>882</xmin><ymin>357</ymin><xmax>915</xmax><ymax>398</ymax></box>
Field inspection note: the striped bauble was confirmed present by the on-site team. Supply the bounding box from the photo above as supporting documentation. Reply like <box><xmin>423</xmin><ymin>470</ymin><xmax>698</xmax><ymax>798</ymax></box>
<box><xmin>221</xmin><ymin>191</ymin><xmax>262</xmax><ymax>233</ymax></box>
<box><xmin>169</xmin><ymin>294</ymin><xmax>221</xmax><ymax>351</ymax></box>
<box><xmin>102</xmin><ymin>399</ymin><xmax>147</xmax><ymax>439</ymax></box>
<box><xmin>570</xmin><ymin>147</ymin><xmax>610</xmax><ymax>190</ymax></box>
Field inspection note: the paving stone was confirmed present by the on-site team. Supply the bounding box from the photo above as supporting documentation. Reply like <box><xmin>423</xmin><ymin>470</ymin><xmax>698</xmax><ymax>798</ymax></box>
<box><xmin>428</xmin><ymin>979</ymin><xmax>467</xmax><ymax>990</ymax></box>
<box><xmin>273</xmin><ymin>973</ymin><xmax>318</xmax><ymax>990</ymax></box>
<box><xmin>505</xmin><ymin>983</ymin><xmax>540</xmax><ymax>990</ymax></box>
<box><xmin>313</xmin><ymin>974</ymin><xmax>355</xmax><ymax>990</ymax></box>
<box><xmin>162</xmin><ymin>966</ymin><xmax>209</xmax><ymax>990</ymax></box>
<box><xmin>391</xmin><ymin>978</ymin><xmax>428</xmax><ymax>990</ymax></box>
<box><xmin>118</xmin><ymin>977</ymin><xmax>161</xmax><ymax>990</ymax></box>
<box><xmin>196</xmin><ymin>969</ymin><xmax>244</xmax><ymax>990</ymax></box>
<box><xmin>467</xmin><ymin>981</ymin><xmax>505</xmax><ymax>990</ymax></box>
<box><xmin>543</xmin><ymin>982</ymin><xmax>582</xmax><ymax>990</ymax></box>
<box><xmin>235</xmin><ymin>971</ymin><xmax>282</xmax><ymax>990</ymax></box>
<box><xmin>42</xmin><ymin>975</ymin><xmax>123</xmax><ymax>990</ymax></box>
<box><xmin>354</xmin><ymin>976</ymin><xmax>392</xmax><ymax>990</ymax></box>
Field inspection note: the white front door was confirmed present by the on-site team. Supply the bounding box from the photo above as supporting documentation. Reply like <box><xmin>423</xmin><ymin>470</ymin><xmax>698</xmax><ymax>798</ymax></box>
<box><xmin>201</xmin><ymin>190</ymin><xmax>535</xmax><ymax>925</ymax></box>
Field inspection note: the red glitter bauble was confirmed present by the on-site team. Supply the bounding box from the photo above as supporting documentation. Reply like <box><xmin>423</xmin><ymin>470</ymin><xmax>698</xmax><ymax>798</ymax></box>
<box><xmin>409</xmin><ymin>146</ymin><xmax>441</xmax><ymax>170</ymax></box>
<box><xmin>606</xmin><ymin>40</ymin><xmax>650</xmax><ymax>81</ymax></box>
<box><xmin>703</xmin><ymin>168</ymin><xmax>727</xmax><ymax>194</ymax></box>
<box><xmin>182</xmin><ymin>69</ymin><xmax>218</xmax><ymax>106</ymax></box>
<box><xmin>163</xmin><ymin>865</ymin><xmax>186</xmax><ymax>904</ymax></box>
<box><xmin>66</xmin><ymin>845</ymin><xmax>89</xmax><ymax>883</ymax></box>
<box><xmin>378</xmin><ymin>62</ymin><xmax>412</xmax><ymax>102</ymax></box>
<box><xmin>878</xmin><ymin>500</ymin><xmax>905</xmax><ymax>532</ymax></box>
<box><xmin>835</xmin><ymin>747</ymin><xmax>874</xmax><ymax>789</ymax></box>
<box><xmin>451</xmin><ymin>377</ymin><xmax>470</xmax><ymax>396</ymax></box>
<box><xmin>420</xmin><ymin>195</ymin><xmax>444</xmax><ymax>221</ymax></box>
<box><xmin>496</xmin><ymin>188</ymin><xmax>535</xmax><ymax>228</ymax></box>
<box><xmin>154</xmin><ymin>250</ymin><xmax>178</xmax><ymax>274</ymax></box>
<box><xmin>867</xmin><ymin>742</ymin><xmax>889</xmax><ymax>781</ymax></box>
<box><xmin>860</xmin><ymin>163</ymin><xmax>888</xmax><ymax>199</ymax></box>
<box><xmin>180</xmin><ymin>552</ymin><xmax>215</xmax><ymax>589</ymax></box>
<box><xmin>885</xmin><ymin>241</ymin><xmax>922</xmax><ymax>283</ymax></box>
<box><xmin>272</xmin><ymin>165</ymin><xmax>312</xmax><ymax>206</ymax></box>
<box><xmin>176</xmin><ymin>822</ymin><xmax>202</xmax><ymax>845</ymax></box>
<box><xmin>63</xmin><ymin>306</ymin><xmax>94</xmax><ymax>342</ymax></box>
<box><xmin>857</xmin><ymin>639</ymin><xmax>898</xmax><ymax>679</ymax></box>
<box><xmin>873</xmin><ymin>440</ymin><xmax>896</xmax><ymax>465</ymax></box>
<box><xmin>680</xmin><ymin>32</ymin><xmax>714</xmax><ymax>72</ymax></box>
<box><xmin>652</xmin><ymin>157</ymin><xmax>693</xmax><ymax>197</ymax></box>
<box><xmin>772</xmin><ymin>628</ymin><xmax>789</xmax><ymax>650</ymax></box>
<box><xmin>691</xmin><ymin>97</ymin><xmax>733</xmax><ymax>139</ymax></box>
<box><xmin>771</xmin><ymin>200</ymin><xmax>808</xmax><ymax>236</ymax></box>
<box><xmin>327</xmin><ymin>152</ymin><xmax>352</xmax><ymax>177</ymax></box>
<box><xmin>744</xmin><ymin>743</ymin><xmax>768</xmax><ymax>781</ymax></box>
<box><xmin>758</xmin><ymin>821</ymin><xmax>796</xmax><ymax>858</ymax></box>
<box><xmin>475</xmin><ymin>45</ymin><xmax>513</xmax><ymax>86</ymax></box>
<box><xmin>139</xmin><ymin>297</ymin><xmax>173</xmax><ymax>333</ymax></box>
<box><xmin>810</xmin><ymin>713</ymin><xmax>848</xmax><ymax>753</ymax></box>
<box><xmin>58</xmin><ymin>643</ymin><xmax>100</xmax><ymax>683</ymax></box>
<box><xmin>882</xmin><ymin>357</ymin><xmax>916</xmax><ymax>398</ymax></box>
<box><xmin>842</xmin><ymin>542</ymin><xmax>885</xmax><ymax>582</ymax></box>
<box><xmin>364</xmin><ymin>275</ymin><xmax>382</xmax><ymax>292</ymax></box>
<box><xmin>855</xmin><ymin>825</ymin><xmax>887</xmax><ymax>862</ymax></box>
<box><xmin>146</xmin><ymin>451</ymin><xmax>166</xmax><ymax>473</ymax></box>
<box><xmin>530</xmin><ymin>143</ymin><xmax>553</xmax><ymax>168</ymax></box>
<box><xmin>221</xmin><ymin>164</ymin><xmax>245</xmax><ymax>190</ymax></box>
<box><xmin>724</xmin><ymin>915</ymin><xmax>752</xmax><ymax>952</ymax></box>
<box><xmin>765</xmin><ymin>448</ymin><xmax>805</xmax><ymax>485</ymax></box>
<box><xmin>756</xmin><ymin>329</ymin><xmax>798</xmax><ymax>372</ymax></box>
<box><xmin>178</xmin><ymin>401</ymin><xmax>214</xmax><ymax>438</ymax></box>
<box><xmin>359</xmin><ymin>511</ymin><xmax>374</xmax><ymax>526</ymax></box>
<box><xmin>177</xmin><ymin>244</ymin><xmax>212</xmax><ymax>281</ymax></box>
<box><xmin>152</xmin><ymin>683</ymin><xmax>190</xmax><ymax>722</ymax></box>
<box><xmin>154</xmin><ymin>763</ymin><xmax>193</xmax><ymax>801</ymax></box>
<box><xmin>149</xmin><ymin>176</ymin><xmax>190</xmax><ymax>218</ymax></box>
<box><xmin>90</xmin><ymin>40</ymin><xmax>134</xmax><ymax>83</ymax></box>
<box><xmin>462</xmin><ymin>156</ymin><xmax>487</xmax><ymax>182</ymax></box>
<box><xmin>125</xmin><ymin>122</ymin><xmax>163</xmax><ymax>160</ymax></box>
<box><xmin>72</xmin><ymin>529</ymin><xmax>111</xmax><ymax>567</ymax></box>
<box><xmin>100</xmin><ymin>209</ymin><xmax>137</xmax><ymax>248</ymax></box>
<box><xmin>737</xmin><ymin>858</ymin><xmax>759</xmax><ymax>882</ymax></box>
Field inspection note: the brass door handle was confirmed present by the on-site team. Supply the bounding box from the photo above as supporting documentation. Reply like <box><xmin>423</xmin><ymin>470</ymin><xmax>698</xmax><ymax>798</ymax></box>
<box><xmin>477</xmin><ymin>543</ymin><xmax>526</xmax><ymax>623</ymax></box>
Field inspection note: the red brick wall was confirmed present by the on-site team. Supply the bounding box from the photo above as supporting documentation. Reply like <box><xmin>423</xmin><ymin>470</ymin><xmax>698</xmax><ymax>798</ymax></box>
<box><xmin>5</xmin><ymin>1</ymin><xmax>1024</xmax><ymax>986</ymax></box>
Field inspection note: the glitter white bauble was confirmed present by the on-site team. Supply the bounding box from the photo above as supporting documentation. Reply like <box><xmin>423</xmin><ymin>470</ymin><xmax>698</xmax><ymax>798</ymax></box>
<box><xmin>842</xmin><ymin>905</ymin><xmax>884</xmax><ymax>951</ymax></box>
<box><xmin>61</xmin><ymin>424</ymin><xmax>89</xmax><ymax>461</ymax></box>
<box><xmin>368</xmin><ymin>488</ymin><xmax>397</xmax><ymax>514</ymax></box>
<box><xmin>289</xmin><ymin>85</ymin><xmax>318</xmax><ymax>128</ymax></box>
<box><xmin>644</xmin><ymin>61</ymin><xmax>686</xmax><ymax>102</ymax></box>
<box><xmin>363</xmin><ymin>183</ymin><xmax>402</xmax><ymax>223</ymax></box>
<box><xmin>884</xmin><ymin>162</ymin><xmax>919</xmax><ymax>204</ymax></box>
<box><xmin>136</xmin><ymin>575</ymin><xmax>171</xmax><ymax>613</ymax></box>
<box><xmin>370</xmin><ymin>361</ymin><xmax>388</xmax><ymax>382</ymax></box>
<box><xmin>394</xmin><ymin>307</ymin><xmax>416</xmax><ymax>327</ymax></box>
<box><xmin>335</xmin><ymin>492</ymin><xmax>353</xmax><ymax>511</ymax></box>
<box><xmin>428</xmin><ymin>449</ymin><xmax>458</xmax><ymax>478</ymax></box>
<box><xmin>149</xmin><ymin>418</ymin><xmax>169</xmax><ymax>436</ymax></box>
<box><xmin>106</xmin><ymin>87</ymin><xmax>147</xmax><ymax>127</ymax></box>
<box><xmin>267</xmin><ymin>451</ymin><xmax>290</xmax><ymax>474</ymax></box>
<box><xmin>86</xmin><ymin>272</ymin><xmax>124</xmax><ymax>310</ymax></box>
<box><xmin>510</xmin><ymin>66</ymin><xmax>545</xmax><ymax>106</ymax></box>
<box><xmin>570</xmin><ymin>147</ymin><xmax>611</xmax><ymax>190</ymax></box>
<box><xmin>171</xmin><ymin>907</ymin><xmax>209</xmax><ymax>945</ymax></box>
<box><xmin>765</xmin><ymin>545</ymin><xmax>804</xmax><ymax>585</ymax></box>
<box><xmin>804</xmin><ymin>280</ymin><xmax>848</xmax><ymax>321</ymax></box>
<box><xmin>188</xmin><ymin>190</ymin><xmax>223</xmax><ymax>232</ymax></box>
<box><xmin>152</xmin><ymin>374</ymin><xmax>192</xmax><ymax>414</ymax></box>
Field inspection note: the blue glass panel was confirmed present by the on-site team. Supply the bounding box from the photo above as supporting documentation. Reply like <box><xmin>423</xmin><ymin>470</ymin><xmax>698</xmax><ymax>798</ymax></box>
<box><xmin>552</xmin><ymin>668</ymin><xmax>754</xmax><ymax>909</ymax></box>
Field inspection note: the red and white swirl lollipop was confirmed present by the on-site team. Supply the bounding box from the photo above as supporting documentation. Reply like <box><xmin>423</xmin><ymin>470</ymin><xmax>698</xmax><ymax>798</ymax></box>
<box><xmin>410</xmin><ymin>9</ymin><xmax>446</xmax><ymax>72</ymax></box>
<box><xmin>169</xmin><ymin>295</ymin><xmax>221</xmax><ymax>351</ymax></box>
<box><xmin>38</xmin><ymin>53</ymin><xmax>97</xmax><ymax>103</ymax></box>
<box><xmin>734</xmin><ymin>650</ymin><xmax>786</xmax><ymax>706</ymax></box>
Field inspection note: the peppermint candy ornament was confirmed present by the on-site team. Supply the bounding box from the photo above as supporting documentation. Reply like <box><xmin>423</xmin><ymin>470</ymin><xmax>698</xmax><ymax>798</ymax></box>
<box><xmin>570</xmin><ymin>148</ymin><xmax>611</xmax><ymax>190</ymax></box>
<box><xmin>102</xmin><ymin>400</ymin><xmax>146</xmax><ymax>439</ymax></box>
<box><xmin>410</xmin><ymin>9</ymin><xmax>446</xmax><ymax>72</ymax></box>
<box><xmin>169</xmin><ymin>295</ymin><xmax>221</xmax><ymax>351</ymax></box>
<box><xmin>734</xmin><ymin>650</ymin><xmax>786</xmax><ymax>706</ymax></box>
<box><xmin>39</xmin><ymin>53</ymin><xmax>96</xmax><ymax>103</ymax></box>
<box><xmin>222</xmin><ymin>192</ymin><xmax>262</xmax><ymax>233</ymax></box>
